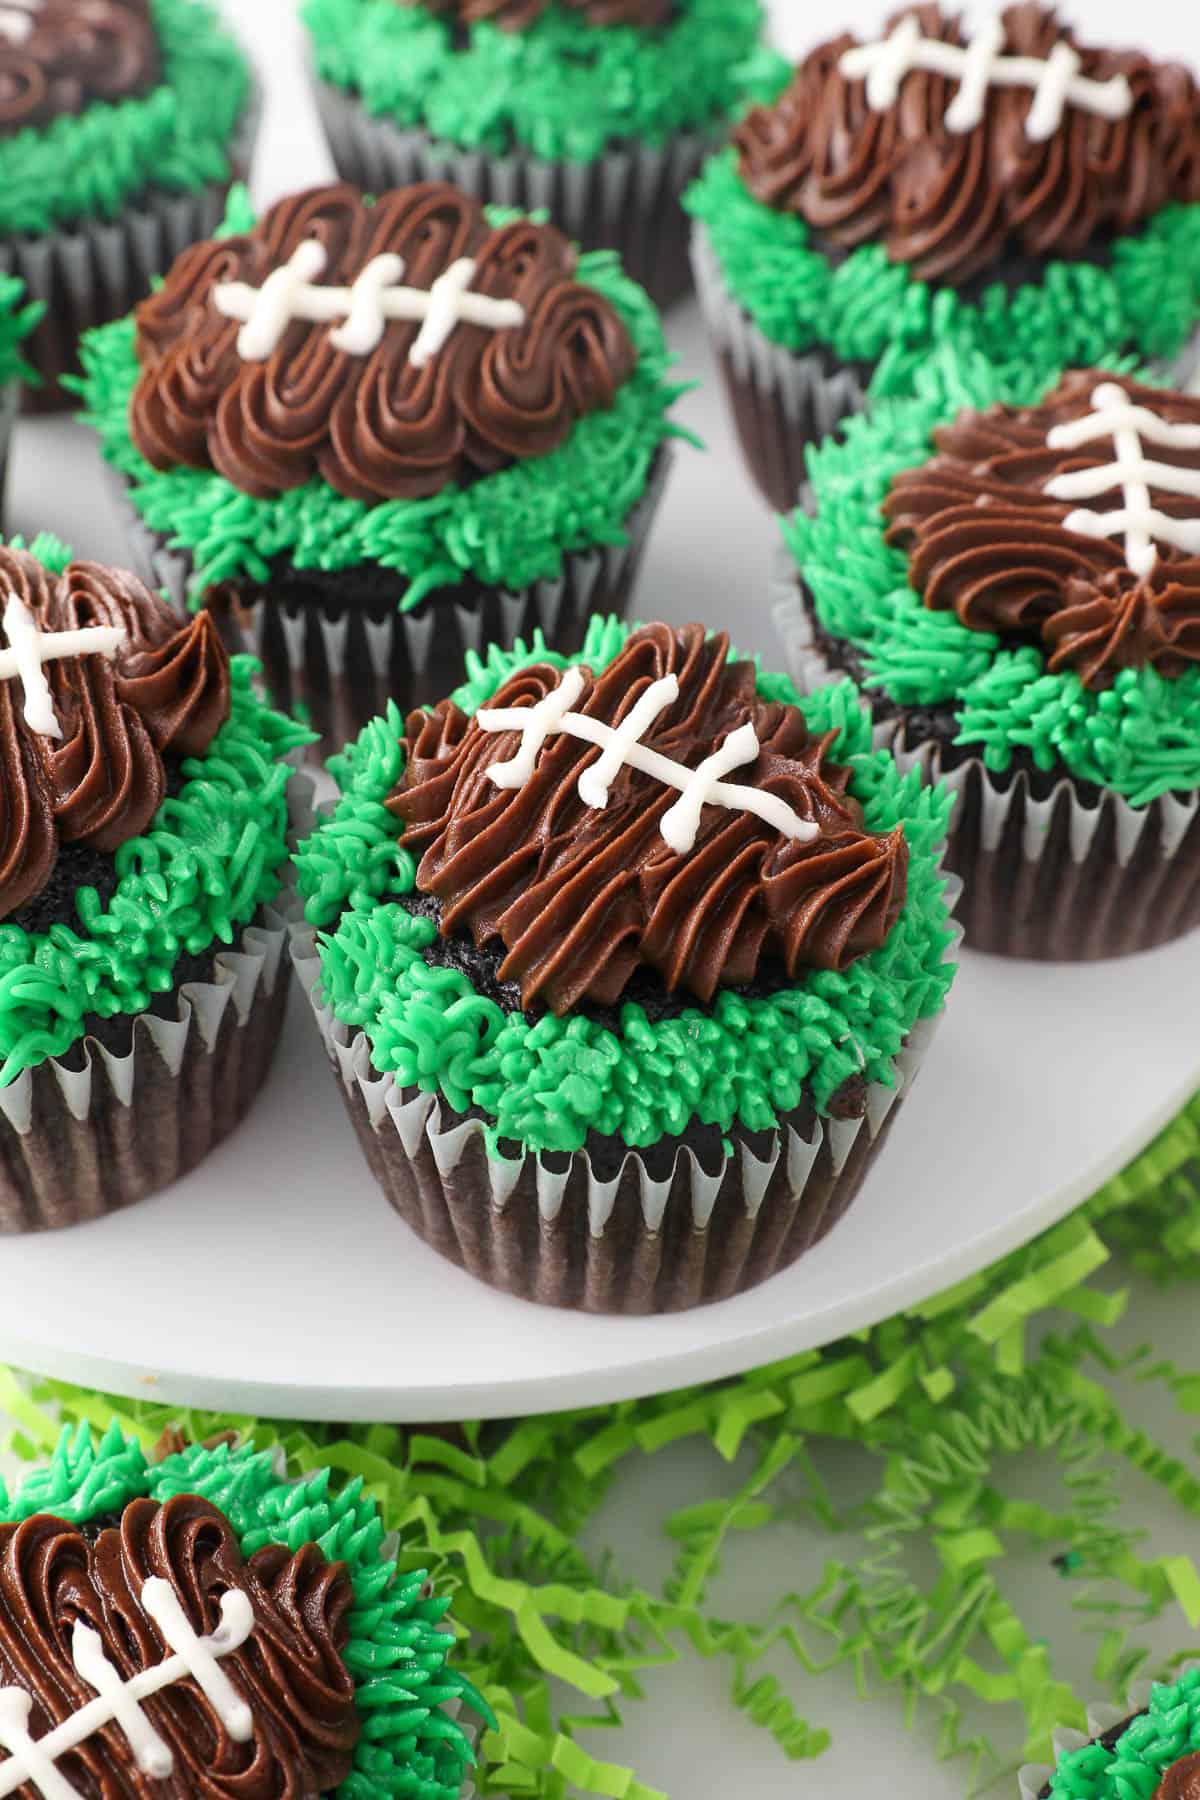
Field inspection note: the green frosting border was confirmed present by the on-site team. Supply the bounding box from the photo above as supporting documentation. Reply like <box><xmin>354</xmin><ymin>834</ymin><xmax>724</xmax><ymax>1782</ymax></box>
<box><xmin>0</xmin><ymin>540</ymin><xmax>310</xmax><ymax>1083</ymax></box>
<box><xmin>0</xmin><ymin>0</ymin><xmax>251</xmax><ymax>242</ymax></box>
<box><xmin>1047</xmin><ymin>1670</ymin><xmax>1200</xmax><ymax>1797</ymax></box>
<box><xmin>294</xmin><ymin>614</ymin><xmax>957</xmax><ymax>1156</ymax></box>
<box><xmin>685</xmin><ymin>150</ymin><xmax>1200</xmax><ymax>399</ymax></box>
<box><xmin>302</xmin><ymin>0</ymin><xmax>781</xmax><ymax>162</ymax></box>
<box><xmin>1</xmin><ymin>1422</ymin><xmax>489</xmax><ymax>1799</ymax></box>
<box><xmin>782</xmin><ymin>355</ymin><xmax>1200</xmax><ymax>805</ymax></box>
<box><xmin>0</xmin><ymin>273</ymin><xmax>43</xmax><ymax>386</ymax></box>
<box><xmin>76</xmin><ymin>208</ymin><xmax>688</xmax><ymax>607</ymax></box>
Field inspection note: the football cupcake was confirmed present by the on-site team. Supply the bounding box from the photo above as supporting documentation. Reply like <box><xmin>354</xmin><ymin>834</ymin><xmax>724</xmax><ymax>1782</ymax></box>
<box><xmin>1019</xmin><ymin>1667</ymin><xmax>1200</xmax><ymax>1799</ymax></box>
<box><xmin>0</xmin><ymin>0</ymin><xmax>255</xmax><ymax>411</ymax></box>
<box><xmin>292</xmin><ymin>615</ymin><xmax>959</xmax><ymax>1314</ymax></box>
<box><xmin>778</xmin><ymin>361</ymin><xmax>1200</xmax><ymax>959</ymax></box>
<box><xmin>687</xmin><ymin>2</ymin><xmax>1200</xmax><ymax>511</ymax></box>
<box><xmin>0</xmin><ymin>536</ymin><xmax>307</xmax><ymax>1232</ymax></box>
<box><xmin>302</xmin><ymin>0</ymin><xmax>776</xmax><ymax>310</ymax></box>
<box><xmin>0</xmin><ymin>1423</ymin><xmax>488</xmax><ymax>1796</ymax></box>
<box><xmin>77</xmin><ymin>179</ymin><xmax>684</xmax><ymax>758</ymax></box>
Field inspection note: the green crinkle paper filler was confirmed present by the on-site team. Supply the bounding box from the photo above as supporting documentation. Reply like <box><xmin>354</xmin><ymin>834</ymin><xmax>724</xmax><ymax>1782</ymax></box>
<box><xmin>76</xmin><ymin>205</ymin><xmax>689</xmax><ymax>602</ymax></box>
<box><xmin>8</xmin><ymin>1088</ymin><xmax>1200</xmax><ymax>1798</ymax></box>
<box><xmin>684</xmin><ymin>151</ymin><xmax>1200</xmax><ymax>393</ymax></box>
<box><xmin>303</xmin><ymin>0</ymin><xmax>781</xmax><ymax>162</ymax></box>
<box><xmin>294</xmin><ymin>614</ymin><xmax>957</xmax><ymax>1155</ymax></box>
<box><xmin>0</xmin><ymin>0</ymin><xmax>250</xmax><ymax>241</ymax></box>
<box><xmin>784</xmin><ymin>352</ymin><xmax>1200</xmax><ymax>804</ymax></box>
<box><xmin>0</xmin><ymin>1421</ymin><xmax>490</xmax><ymax>1799</ymax></box>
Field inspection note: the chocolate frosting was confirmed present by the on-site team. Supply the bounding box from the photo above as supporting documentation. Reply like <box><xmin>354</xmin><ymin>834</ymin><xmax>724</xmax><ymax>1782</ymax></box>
<box><xmin>734</xmin><ymin>2</ymin><xmax>1200</xmax><ymax>288</ymax></box>
<box><xmin>389</xmin><ymin>622</ymin><xmax>908</xmax><ymax>1012</ymax></box>
<box><xmin>0</xmin><ymin>1494</ymin><xmax>357</xmax><ymax>1796</ymax></box>
<box><xmin>0</xmin><ymin>0</ymin><xmax>159</xmax><ymax>137</ymax></box>
<box><xmin>131</xmin><ymin>181</ymin><xmax>638</xmax><ymax>504</ymax></box>
<box><xmin>883</xmin><ymin>369</ymin><xmax>1200</xmax><ymax>687</ymax></box>
<box><xmin>0</xmin><ymin>548</ymin><xmax>231</xmax><ymax>922</ymax></box>
<box><xmin>1157</xmin><ymin>1753</ymin><xmax>1200</xmax><ymax>1800</ymax></box>
<box><xmin>398</xmin><ymin>0</ymin><xmax>671</xmax><ymax>29</ymax></box>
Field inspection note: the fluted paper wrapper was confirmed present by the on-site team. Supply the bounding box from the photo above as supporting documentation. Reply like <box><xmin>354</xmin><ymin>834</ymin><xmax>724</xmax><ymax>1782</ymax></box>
<box><xmin>1017</xmin><ymin>1677</ymin><xmax>1162</xmax><ymax>1798</ymax></box>
<box><xmin>112</xmin><ymin>448</ymin><xmax>671</xmax><ymax>760</ymax></box>
<box><xmin>0</xmin><ymin>904</ymin><xmax>290</xmax><ymax>1233</ymax></box>
<box><xmin>2</xmin><ymin>94</ymin><xmax>261</xmax><ymax>413</ymax></box>
<box><xmin>774</xmin><ymin>569</ymin><xmax>1200</xmax><ymax>960</ymax></box>
<box><xmin>315</xmin><ymin>79</ymin><xmax>717</xmax><ymax>310</ymax></box>
<box><xmin>0</xmin><ymin>383</ymin><xmax>18</xmax><ymax>528</ymax></box>
<box><xmin>290</xmin><ymin>917</ymin><xmax>954</xmax><ymax>1315</ymax></box>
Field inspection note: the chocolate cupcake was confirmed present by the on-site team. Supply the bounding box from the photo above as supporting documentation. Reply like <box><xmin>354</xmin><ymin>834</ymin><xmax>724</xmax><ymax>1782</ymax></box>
<box><xmin>0</xmin><ymin>0</ymin><xmax>255</xmax><ymax>411</ymax></box>
<box><xmin>777</xmin><ymin>361</ymin><xmax>1200</xmax><ymax>960</ymax></box>
<box><xmin>0</xmin><ymin>536</ymin><xmax>308</xmax><ymax>1231</ymax></box>
<box><xmin>77</xmin><ymin>179</ymin><xmax>684</xmax><ymax>759</ymax></box>
<box><xmin>1018</xmin><ymin>1669</ymin><xmax>1200</xmax><ymax>1799</ymax></box>
<box><xmin>0</xmin><ymin>1424</ymin><xmax>488</xmax><ymax>1796</ymax></box>
<box><xmin>292</xmin><ymin>615</ymin><xmax>959</xmax><ymax>1314</ymax></box>
<box><xmin>302</xmin><ymin>0</ymin><xmax>776</xmax><ymax>310</ymax></box>
<box><xmin>686</xmin><ymin>2</ymin><xmax>1200</xmax><ymax>512</ymax></box>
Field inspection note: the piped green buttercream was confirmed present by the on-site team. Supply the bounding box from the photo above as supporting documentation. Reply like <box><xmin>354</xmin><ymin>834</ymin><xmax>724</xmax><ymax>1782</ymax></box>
<box><xmin>0</xmin><ymin>0</ymin><xmax>250</xmax><ymax>241</ymax></box>
<box><xmin>0</xmin><ymin>1423</ymin><xmax>490</xmax><ymax>1799</ymax></box>
<box><xmin>0</xmin><ymin>275</ymin><xmax>43</xmax><ymax>387</ymax></box>
<box><xmin>685</xmin><ymin>150</ymin><xmax>1200</xmax><ymax>396</ymax></box>
<box><xmin>294</xmin><ymin>615</ymin><xmax>957</xmax><ymax>1156</ymax></box>
<box><xmin>76</xmin><ymin>208</ymin><xmax>688</xmax><ymax>605</ymax></box>
<box><xmin>303</xmin><ymin>0</ymin><xmax>780</xmax><ymax>162</ymax></box>
<box><xmin>1047</xmin><ymin>1669</ymin><xmax>1200</xmax><ymax>1797</ymax></box>
<box><xmin>784</xmin><ymin>354</ymin><xmax>1200</xmax><ymax>805</ymax></box>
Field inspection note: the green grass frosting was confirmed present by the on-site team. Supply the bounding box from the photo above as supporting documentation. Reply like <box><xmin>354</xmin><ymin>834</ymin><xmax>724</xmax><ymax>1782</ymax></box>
<box><xmin>686</xmin><ymin>150</ymin><xmax>1200</xmax><ymax>399</ymax></box>
<box><xmin>0</xmin><ymin>0</ymin><xmax>251</xmax><ymax>241</ymax></box>
<box><xmin>77</xmin><ymin>218</ymin><xmax>688</xmax><ymax>607</ymax></box>
<box><xmin>1046</xmin><ymin>1670</ymin><xmax>1200</xmax><ymax>1797</ymax></box>
<box><xmin>303</xmin><ymin>0</ymin><xmax>777</xmax><ymax>162</ymax></box>
<box><xmin>0</xmin><ymin>274</ymin><xmax>43</xmax><ymax>385</ymax></box>
<box><xmin>783</xmin><ymin>354</ymin><xmax>1200</xmax><ymax>806</ymax></box>
<box><xmin>1</xmin><ymin>1421</ymin><xmax>489</xmax><ymax>1798</ymax></box>
<box><xmin>295</xmin><ymin>615</ymin><xmax>957</xmax><ymax>1156</ymax></box>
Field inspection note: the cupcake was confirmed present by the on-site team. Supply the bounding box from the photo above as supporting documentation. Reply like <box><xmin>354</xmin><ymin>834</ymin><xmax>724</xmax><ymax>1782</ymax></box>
<box><xmin>0</xmin><ymin>0</ymin><xmax>256</xmax><ymax>412</ymax></box>
<box><xmin>0</xmin><ymin>535</ymin><xmax>308</xmax><ymax>1232</ymax></box>
<box><xmin>1019</xmin><ymin>1668</ymin><xmax>1200</xmax><ymax>1799</ymax></box>
<box><xmin>777</xmin><ymin>360</ymin><xmax>1200</xmax><ymax>960</ymax></box>
<box><xmin>0</xmin><ymin>274</ymin><xmax>40</xmax><ymax>515</ymax></box>
<box><xmin>686</xmin><ymin>3</ymin><xmax>1200</xmax><ymax>512</ymax></box>
<box><xmin>291</xmin><ymin>615</ymin><xmax>959</xmax><ymax>1314</ymax></box>
<box><xmin>77</xmin><ymin>178</ymin><xmax>684</xmax><ymax>759</ymax></box>
<box><xmin>0</xmin><ymin>1422</ymin><xmax>488</xmax><ymax>1796</ymax></box>
<box><xmin>301</xmin><ymin>0</ymin><xmax>776</xmax><ymax>311</ymax></box>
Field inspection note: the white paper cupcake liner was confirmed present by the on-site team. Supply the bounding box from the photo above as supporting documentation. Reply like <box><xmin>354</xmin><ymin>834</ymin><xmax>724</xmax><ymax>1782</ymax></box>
<box><xmin>314</xmin><ymin>80</ymin><xmax>719</xmax><ymax>310</ymax></box>
<box><xmin>0</xmin><ymin>381</ymin><xmax>18</xmax><ymax>529</ymax></box>
<box><xmin>110</xmin><ymin>446</ymin><xmax>672</xmax><ymax>759</ymax></box>
<box><xmin>289</xmin><ymin>890</ymin><xmax>959</xmax><ymax>1313</ymax></box>
<box><xmin>0</xmin><ymin>899</ymin><xmax>292</xmax><ymax>1232</ymax></box>
<box><xmin>1017</xmin><ymin>1676</ymin><xmax>1166</xmax><ymax>1798</ymax></box>
<box><xmin>773</xmin><ymin>563</ymin><xmax>1200</xmax><ymax>958</ymax></box>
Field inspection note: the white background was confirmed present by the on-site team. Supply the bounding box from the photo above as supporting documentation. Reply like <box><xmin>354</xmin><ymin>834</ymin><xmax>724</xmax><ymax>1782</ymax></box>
<box><xmin>6</xmin><ymin>2</ymin><xmax>1200</xmax><ymax>1795</ymax></box>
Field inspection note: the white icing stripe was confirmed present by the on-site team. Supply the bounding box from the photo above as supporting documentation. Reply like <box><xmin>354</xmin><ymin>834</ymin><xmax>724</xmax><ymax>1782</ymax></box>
<box><xmin>0</xmin><ymin>1585</ymin><xmax>255</xmax><ymax>1797</ymax></box>
<box><xmin>478</xmin><ymin>670</ymin><xmax>820</xmax><ymax>855</ymax></box>
<box><xmin>839</xmin><ymin>12</ymin><xmax>1133</xmax><ymax>142</ymax></box>
<box><xmin>0</xmin><ymin>595</ymin><xmax>126</xmax><ymax>740</ymax></box>
<box><xmin>214</xmin><ymin>242</ymin><xmax>525</xmax><ymax>364</ymax></box>
<box><xmin>0</xmin><ymin>2</ymin><xmax>41</xmax><ymax>47</ymax></box>
<box><xmin>1044</xmin><ymin>381</ymin><xmax>1200</xmax><ymax>579</ymax></box>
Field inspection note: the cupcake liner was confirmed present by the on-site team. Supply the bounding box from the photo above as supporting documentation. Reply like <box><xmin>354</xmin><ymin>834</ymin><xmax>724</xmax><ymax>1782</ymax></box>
<box><xmin>0</xmin><ymin>900</ymin><xmax>291</xmax><ymax>1233</ymax></box>
<box><xmin>694</xmin><ymin>224</ymin><xmax>1200</xmax><ymax>515</ymax></box>
<box><xmin>314</xmin><ymin>79</ymin><xmax>721</xmax><ymax>310</ymax></box>
<box><xmin>1017</xmin><ymin>1677</ymin><xmax>1161</xmax><ymax>1798</ymax></box>
<box><xmin>290</xmin><ymin>907</ymin><xmax>958</xmax><ymax>1315</ymax></box>
<box><xmin>2</xmin><ymin>90</ymin><xmax>261</xmax><ymax>413</ymax></box>
<box><xmin>112</xmin><ymin>446</ymin><xmax>672</xmax><ymax>759</ymax></box>
<box><xmin>773</xmin><ymin>567</ymin><xmax>1200</xmax><ymax>960</ymax></box>
<box><xmin>0</xmin><ymin>382</ymin><xmax>17</xmax><ymax>528</ymax></box>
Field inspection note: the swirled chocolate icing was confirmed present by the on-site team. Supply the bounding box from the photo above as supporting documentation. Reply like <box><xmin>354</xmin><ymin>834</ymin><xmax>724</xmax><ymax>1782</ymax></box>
<box><xmin>0</xmin><ymin>547</ymin><xmax>231</xmax><ymax>922</ymax></box>
<box><xmin>883</xmin><ymin>370</ymin><xmax>1200</xmax><ymax>688</ymax></box>
<box><xmin>130</xmin><ymin>181</ymin><xmax>638</xmax><ymax>504</ymax></box>
<box><xmin>0</xmin><ymin>1493</ymin><xmax>357</xmax><ymax>1795</ymax></box>
<box><xmin>398</xmin><ymin>0</ymin><xmax>671</xmax><ymax>29</ymax></box>
<box><xmin>389</xmin><ymin>622</ymin><xmax>908</xmax><ymax>1012</ymax></box>
<box><xmin>0</xmin><ymin>0</ymin><xmax>160</xmax><ymax>137</ymax></box>
<box><xmin>734</xmin><ymin>3</ymin><xmax>1200</xmax><ymax>287</ymax></box>
<box><xmin>1156</xmin><ymin>1754</ymin><xmax>1200</xmax><ymax>1800</ymax></box>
